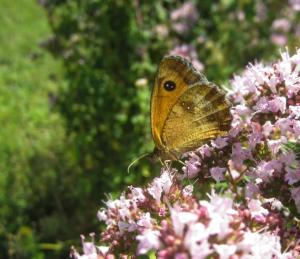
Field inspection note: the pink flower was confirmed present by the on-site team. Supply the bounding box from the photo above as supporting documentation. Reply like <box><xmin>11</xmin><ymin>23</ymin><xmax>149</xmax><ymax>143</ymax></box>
<box><xmin>272</xmin><ymin>19</ymin><xmax>291</xmax><ymax>32</ymax></box>
<box><xmin>262</xmin><ymin>121</ymin><xmax>274</xmax><ymax>137</ymax></box>
<box><xmin>97</xmin><ymin>210</ymin><xmax>107</xmax><ymax>222</ymax></box>
<box><xmin>278</xmin><ymin>52</ymin><xmax>300</xmax><ymax>92</ymax></box>
<box><xmin>210</xmin><ymin>167</ymin><xmax>226</xmax><ymax>182</ymax></box>
<box><xmin>119</xmin><ymin>206</ymin><xmax>131</xmax><ymax>221</ymax></box>
<box><xmin>147</xmin><ymin>183</ymin><xmax>162</xmax><ymax>202</ymax></box>
<box><xmin>171</xmin><ymin>1</ymin><xmax>198</xmax><ymax>21</ymax></box>
<box><xmin>211</xmin><ymin>137</ymin><xmax>228</xmax><ymax>149</ymax></box>
<box><xmin>104</xmin><ymin>197</ymin><xmax>119</xmax><ymax>210</ymax></box>
<box><xmin>293</xmin><ymin>120</ymin><xmax>300</xmax><ymax>138</ymax></box>
<box><xmin>231</xmin><ymin>143</ymin><xmax>252</xmax><ymax>168</ymax></box>
<box><xmin>235</xmin><ymin>104</ymin><xmax>252</xmax><ymax>117</ymax></box>
<box><xmin>229</xmin><ymin>77</ymin><xmax>246</xmax><ymax>103</ymax></box>
<box><xmin>201</xmin><ymin>193</ymin><xmax>236</xmax><ymax>239</ymax></box>
<box><xmin>280</xmin><ymin>152</ymin><xmax>297</xmax><ymax>166</ymax></box>
<box><xmin>160</xmin><ymin>171</ymin><xmax>173</xmax><ymax>193</ymax></box>
<box><xmin>136</xmin><ymin>230</ymin><xmax>161</xmax><ymax>255</ymax></box>
<box><xmin>275</xmin><ymin>118</ymin><xmax>293</xmax><ymax>134</ymax></box>
<box><xmin>229</xmin><ymin>116</ymin><xmax>244</xmax><ymax>137</ymax></box>
<box><xmin>118</xmin><ymin>220</ymin><xmax>137</xmax><ymax>233</ymax></box>
<box><xmin>285</xmin><ymin>167</ymin><xmax>300</xmax><ymax>185</ymax></box>
<box><xmin>289</xmin><ymin>105</ymin><xmax>300</xmax><ymax>118</ymax></box>
<box><xmin>174</xmin><ymin>253</ymin><xmax>189</xmax><ymax>259</ymax></box>
<box><xmin>254</xmin><ymin>161</ymin><xmax>276</xmax><ymax>182</ymax></box>
<box><xmin>197</xmin><ymin>144</ymin><xmax>212</xmax><ymax>158</ymax></box>
<box><xmin>213</xmin><ymin>244</ymin><xmax>237</xmax><ymax>259</ymax></box>
<box><xmin>81</xmin><ymin>234</ymin><xmax>97</xmax><ymax>255</ymax></box>
<box><xmin>291</xmin><ymin>187</ymin><xmax>300</xmax><ymax>212</ymax></box>
<box><xmin>170</xmin><ymin>209</ymin><xmax>198</xmax><ymax>237</ymax></box>
<box><xmin>248</xmin><ymin>63</ymin><xmax>269</xmax><ymax>86</ymax></box>
<box><xmin>290</xmin><ymin>0</ymin><xmax>300</xmax><ymax>10</ymax></box>
<box><xmin>245</xmin><ymin>182</ymin><xmax>261</xmax><ymax>198</ymax></box>
<box><xmin>183</xmin><ymin>160</ymin><xmax>200</xmax><ymax>178</ymax></box>
<box><xmin>267</xmin><ymin>74</ymin><xmax>280</xmax><ymax>94</ymax></box>
<box><xmin>172</xmin><ymin>23</ymin><xmax>190</xmax><ymax>34</ymax></box>
<box><xmin>170</xmin><ymin>1</ymin><xmax>199</xmax><ymax>34</ymax></box>
<box><xmin>254</xmin><ymin>96</ymin><xmax>287</xmax><ymax>114</ymax></box>
<box><xmin>268</xmin><ymin>96</ymin><xmax>287</xmax><ymax>113</ymax></box>
<box><xmin>267</xmin><ymin>137</ymin><xmax>287</xmax><ymax>155</ymax></box>
<box><xmin>184</xmin><ymin>223</ymin><xmax>212</xmax><ymax>259</ymax></box>
<box><xmin>183</xmin><ymin>152</ymin><xmax>201</xmax><ymax>178</ymax></box>
<box><xmin>137</xmin><ymin>212</ymin><xmax>152</xmax><ymax>229</ymax></box>
<box><xmin>248</xmin><ymin>199</ymin><xmax>269</xmax><ymax>221</ymax></box>
<box><xmin>129</xmin><ymin>186</ymin><xmax>146</xmax><ymax>202</ymax></box>
<box><xmin>269</xmin><ymin>159</ymin><xmax>283</xmax><ymax>171</ymax></box>
<box><xmin>271</xmin><ymin>33</ymin><xmax>287</xmax><ymax>47</ymax></box>
<box><xmin>236</xmin><ymin>232</ymin><xmax>284</xmax><ymax>257</ymax></box>
<box><xmin>253</xmin><ymin>97</ymin><xmax>269</xmax><ymax>112</ymax></box>
<box><xmin>206</xmin><ymin>192</ymin><xmax>236</xmax><ymax>217</ymax></box>
<box><xmin>249</xmin><ymin>132</ymin><xmax>263</xmax><ymax>148</ymax></box>
<box><xmin>148</xmin><ymin>171</ymin><xmax>173</xmax><ymax>202</ymax></box>
<box><xmin>71</xmin><ymin>234</ymin><xmax>104</xmax><ymax>259</ymax></box>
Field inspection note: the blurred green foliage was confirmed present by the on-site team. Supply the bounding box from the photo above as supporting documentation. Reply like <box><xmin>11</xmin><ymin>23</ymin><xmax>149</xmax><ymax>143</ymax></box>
<box><xmin>1</xmin><ymin>0</ymin><xmax>300</xmax><ymax>258</ymax></box>
<box><xmin>0</xmin><ymin>0</ymin><xmax>103</xmax><ymax>258</ymax></box>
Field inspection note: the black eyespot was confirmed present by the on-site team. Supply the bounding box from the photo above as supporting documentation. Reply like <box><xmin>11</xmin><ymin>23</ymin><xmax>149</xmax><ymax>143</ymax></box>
<box><xmin>163</xmin><ymin>80</ymin><xmax>176</xmax><ymax>91</ymax></box>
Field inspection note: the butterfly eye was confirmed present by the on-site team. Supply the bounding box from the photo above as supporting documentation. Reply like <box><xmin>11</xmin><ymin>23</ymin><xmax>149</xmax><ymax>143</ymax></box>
<box><xmin>163</xmin><ymin>80</ymin><xmax>176</xmax><ymax>91</ymax></box>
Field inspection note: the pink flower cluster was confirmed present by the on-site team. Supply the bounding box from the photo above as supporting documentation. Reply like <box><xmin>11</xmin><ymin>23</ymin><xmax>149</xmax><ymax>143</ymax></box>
<box><xmin>170</xmin><ymin>1</ymin><xmax>199</xmax><ymax>34</ymax></box>
<box><xmin>71</xmin><ymin>51</ymin><xmax>300</xmax><ymax>258</ymax></box>
<box><xmin>71</xmin><ymin>170</ymin><xmax>295</xmax><ymax>258</ymax></box>
<box><xmin>184</xmin><ymin>50</ymin><xmax>300</xmax><ymax>211</ymax></box>
<box><xmin>270</xmin><ymin>2</ymin><xmax>300</xmax><ymax>46</ymax></box>
<box><xmin>231</xmin><ymin>50</ymin><xmax>300</xmax><ymax>209</ymax></box>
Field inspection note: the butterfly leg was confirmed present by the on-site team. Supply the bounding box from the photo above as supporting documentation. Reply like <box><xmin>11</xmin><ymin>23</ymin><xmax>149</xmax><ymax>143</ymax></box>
<box><xmin>158</xmin><ymin>158</ymin><xmax>174</xmax><ymax>172</ymax></box>
<box><xmin>168</xmin><ymin>150</ymin><xmax>186</xmax><ymax>166</ymax></box>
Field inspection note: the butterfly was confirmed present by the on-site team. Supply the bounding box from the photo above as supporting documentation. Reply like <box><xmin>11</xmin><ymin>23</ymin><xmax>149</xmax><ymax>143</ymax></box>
<box><xmin>150</xmin><ymin>55</ymin><xmax>232</xmax><ymax>160</ymax></box>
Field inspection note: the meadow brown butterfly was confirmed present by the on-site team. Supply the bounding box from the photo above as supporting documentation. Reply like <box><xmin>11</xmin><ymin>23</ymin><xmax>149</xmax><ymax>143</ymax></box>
<box><xmin>151</xmin><ymin>55</ymin><xmax>232</xmax><ymax>160</ymax></box>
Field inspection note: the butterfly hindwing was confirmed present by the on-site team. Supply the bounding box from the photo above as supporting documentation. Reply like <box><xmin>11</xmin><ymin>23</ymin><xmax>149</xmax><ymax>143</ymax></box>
<box><xmin>161</xmin><ymin>82</ymin><xmax>232</xmax><ymax>154</ymax></box>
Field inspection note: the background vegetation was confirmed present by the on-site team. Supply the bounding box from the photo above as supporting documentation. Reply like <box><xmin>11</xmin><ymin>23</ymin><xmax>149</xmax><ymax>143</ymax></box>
<box><xmin>0</xmin><ymin>0</ymin><xmax>299</xmax><ymax>258</ymax></box>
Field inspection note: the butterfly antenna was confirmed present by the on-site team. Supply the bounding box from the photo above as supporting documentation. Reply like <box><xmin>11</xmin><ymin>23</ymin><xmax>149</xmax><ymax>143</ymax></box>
<box><xmin>177</xmin><ymin>159</ymin><xmax>186</xmax><ymax>166</ymax></box>
<box><xmin>127</xmin><ymin>153</ymin><xmax>150</xmax><ymax>174</ymax></box>
<box><xmin>159</xmin><ymin>157</ymin><xmax>164</xmax><ymax>166</ymax></box>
